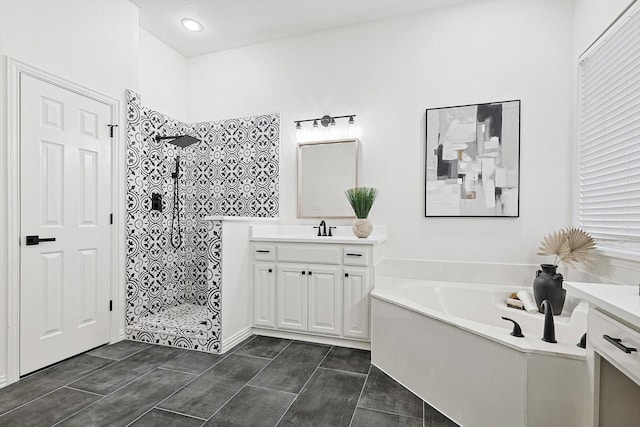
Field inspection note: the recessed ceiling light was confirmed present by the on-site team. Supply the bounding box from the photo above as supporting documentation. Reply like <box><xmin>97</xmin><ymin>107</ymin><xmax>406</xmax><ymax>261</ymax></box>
<box><xmin>181</xmin><ymin>18</ymin><xmax>204</xmax><ymax>32</ymax></box>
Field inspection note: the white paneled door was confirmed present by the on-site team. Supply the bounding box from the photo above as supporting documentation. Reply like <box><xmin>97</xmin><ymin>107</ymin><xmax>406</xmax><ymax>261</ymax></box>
<box><xmin>19</xmin><ymin>74</ymin><xmax>112</xmax><ymax>375</ymax></box>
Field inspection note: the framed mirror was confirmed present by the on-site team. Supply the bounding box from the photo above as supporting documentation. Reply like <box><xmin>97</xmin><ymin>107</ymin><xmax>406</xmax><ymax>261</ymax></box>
<box><xmin>297</xmin><ymin>138</ymin><xmax>359</xmax><ymax>218</ymax></box>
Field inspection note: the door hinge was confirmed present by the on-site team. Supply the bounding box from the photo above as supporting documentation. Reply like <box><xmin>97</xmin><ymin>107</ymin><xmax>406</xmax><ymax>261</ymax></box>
<box><xmin>107</xmin><ymin>124</ymin><xmax>118</xmax><ymax>138</ymax></box>
<box><xmin>109</xmin><ymin>300</ymin><xmax>113</xmax><ymax>312</ymax></box>
<box><xmin>110</xmin><ymin>213</ymin><xmax>113</xmax><ymax>224</ymax></box>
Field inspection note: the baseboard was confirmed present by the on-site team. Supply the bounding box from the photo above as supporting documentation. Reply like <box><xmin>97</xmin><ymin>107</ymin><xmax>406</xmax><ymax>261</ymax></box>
<box><xmin>0</xmin><ymin>375</ymin><xmax>8</xmax><ymax>389</ymax></box>
<box><xmin>221</xmin><ymin>326</ymin><xmax>254</xmax><ymax>353</ymax></box>
<box><xmin>253</xmin><ymin>328</ymin><xmax>371</xmax><ymax>350</ymax></box>
<box><xmin>119</xmin><ymin>329</ymin><xmax>126</xmax><ymax>341</ymax></box>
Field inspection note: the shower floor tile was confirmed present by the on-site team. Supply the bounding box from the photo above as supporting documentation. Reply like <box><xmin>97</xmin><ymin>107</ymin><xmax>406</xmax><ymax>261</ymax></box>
<box><xmin>0</xmin><ymin>336</ymin><xmax>460</xmax><ymax>427</ymax></box>
<box><xmin>127</xmin><ymin>303</ymin><xmax>210</xmax><ymax>338</ymax></box>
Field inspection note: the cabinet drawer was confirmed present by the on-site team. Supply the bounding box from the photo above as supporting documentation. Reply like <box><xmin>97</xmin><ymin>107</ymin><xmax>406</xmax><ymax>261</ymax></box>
<box><xmin>343</xmin><ymin>247</ymin><xmax>370</xmax><ymax>266</ymax></box>
<box><xmin>589</xmin><ymin>309</ymin><xmax>640</xmax><ymax>385</ymax></box>
<box><xmin>277</xmin><ymin>245</ymin><xmax>341</xmax><ymax>264</ymax></box>
<box><xmin>254</xmin><ymin>245</ymin><xmax>276</xmax><ymax>261</ymax></box>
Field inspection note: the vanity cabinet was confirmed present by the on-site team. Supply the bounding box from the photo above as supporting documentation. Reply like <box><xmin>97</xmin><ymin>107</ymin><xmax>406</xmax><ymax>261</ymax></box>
<box><xmin>276</xmin><ymin>264</ymin><xmax>342</xmax><ymax>335</ymax></box>
<box><xmin>250</xmin><ymin>236</ymin><xmax>384</xmax><ymax>345</ymax></box>
<box><xmin>253</xmin><ymin>262</ymin><xmax>276</xmax><ymax>328</ymax></box>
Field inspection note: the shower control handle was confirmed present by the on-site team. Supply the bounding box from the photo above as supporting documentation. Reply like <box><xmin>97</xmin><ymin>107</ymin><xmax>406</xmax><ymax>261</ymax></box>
<box><xmin>501</xmin><ymin>317</ymin><xmax>524</xmax><ymax>338</ymax></box>
<box><xmin>26</xmin><ymin>235</ymin><xmax>56</xmax><ymax>246</ymax></box>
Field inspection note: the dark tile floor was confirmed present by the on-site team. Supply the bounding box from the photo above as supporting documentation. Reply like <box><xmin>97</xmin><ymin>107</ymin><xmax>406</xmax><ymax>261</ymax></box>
<box><xmin>0</xmin><ymin>336</ymin><xmax>459</xmax><ymax>427</ymax></box>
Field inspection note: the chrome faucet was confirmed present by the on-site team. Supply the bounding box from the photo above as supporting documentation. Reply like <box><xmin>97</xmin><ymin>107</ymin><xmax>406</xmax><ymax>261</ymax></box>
<box><xmin>541</xmin><ymin>300</ymin><xmax>557</xmax><ymax>343</ymax></box>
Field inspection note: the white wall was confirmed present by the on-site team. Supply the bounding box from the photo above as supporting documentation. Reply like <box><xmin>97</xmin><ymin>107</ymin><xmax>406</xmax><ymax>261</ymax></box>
<box><xmin>188</xmin><ymin>0</ymin><xmax>576</xmax><ymax>265</ymax></box>
<box><xmin>573</xmin><ymin>0</ymin><xmax>634</xmax><ymax>56</ymax></box>
<box><xmin>0</xmin><ymin>0</ymin><xmax>138</xmax><ymax>385</ymax></box>
<box><xmin>138</xmin><ymin>28</ymin><xmax>188</xmax><ymax>121</ymax></box>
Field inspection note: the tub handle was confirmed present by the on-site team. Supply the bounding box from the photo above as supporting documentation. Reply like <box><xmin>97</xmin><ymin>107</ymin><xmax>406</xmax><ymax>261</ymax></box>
<box><xmin>501</xmin><ymin>317</ymin><xmax>524</xmax><ymax>338</ymax></box>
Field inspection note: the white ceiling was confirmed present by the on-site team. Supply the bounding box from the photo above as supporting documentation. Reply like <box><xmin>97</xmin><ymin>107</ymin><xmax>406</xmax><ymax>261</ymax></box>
<box><xmin>130</xmin><ymin>0</ymin><xmax>467</xmax><ymax>58</ymax></box>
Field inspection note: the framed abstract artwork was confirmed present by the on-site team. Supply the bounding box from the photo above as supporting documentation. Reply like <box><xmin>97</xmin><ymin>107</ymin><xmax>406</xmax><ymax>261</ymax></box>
<box><xmin>425</xmin><ymin>100</ymin><xmax>520</xmax><ymax>217</ymax></box>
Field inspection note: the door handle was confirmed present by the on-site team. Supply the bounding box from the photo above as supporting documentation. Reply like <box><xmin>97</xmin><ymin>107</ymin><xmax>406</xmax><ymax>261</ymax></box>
<box><xmin>26</xmin><ymin>235</ymin><xmax>56</xmax><ymax>246</ymax></box>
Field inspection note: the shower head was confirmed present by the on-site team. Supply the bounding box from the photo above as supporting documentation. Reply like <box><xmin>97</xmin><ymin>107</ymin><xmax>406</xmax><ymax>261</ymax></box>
<box><xmin>155</xmin><ymin>134</ymin><xmax>200</xmax><ymax>149</ymax></box>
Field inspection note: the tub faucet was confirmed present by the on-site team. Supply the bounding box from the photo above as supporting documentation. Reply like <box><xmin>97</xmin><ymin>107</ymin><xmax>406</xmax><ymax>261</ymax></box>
<box><xmin>541</xmin><ymin>300</ymin><xmax>557</xmax><ymax>343</ymax></box>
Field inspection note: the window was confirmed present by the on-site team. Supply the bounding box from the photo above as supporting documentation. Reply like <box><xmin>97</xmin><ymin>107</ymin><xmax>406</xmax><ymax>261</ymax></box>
<box><xmin>578</xmin><ymin>1</ymin><xmax>640</xmax><ymax>253</ymax></box>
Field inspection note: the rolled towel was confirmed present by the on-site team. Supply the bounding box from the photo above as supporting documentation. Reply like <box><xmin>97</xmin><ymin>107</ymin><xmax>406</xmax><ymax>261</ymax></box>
<box><xmin>516</xmin><ymin>291</ymin><xmax>538</xmax><ymax>313</ymax></box>
<box><xmin>506</xmin><ymin>298</ymin><xmax>524</xmax><ymax>309</ymax></box>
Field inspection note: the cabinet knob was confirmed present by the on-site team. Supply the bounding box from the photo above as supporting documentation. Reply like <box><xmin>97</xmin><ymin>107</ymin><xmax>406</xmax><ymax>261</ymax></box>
<box><xmin>268</xmin><ymin>268</ymin><xmax>272</xmax><ymax>273</ymax></box>
<box><xmin>345</xmin><ymin>273</ymin><xmax>349</xmax><ymax>277</ymax></box>
<box><xmin>308</xmin><ymin>271</ymin><xmax>312</xmax><ymax>275</ymax></box>
<box><xmin>302</xmin><ymin>271</ymin><xmax>306</xmax><ymax>275</ymax></box>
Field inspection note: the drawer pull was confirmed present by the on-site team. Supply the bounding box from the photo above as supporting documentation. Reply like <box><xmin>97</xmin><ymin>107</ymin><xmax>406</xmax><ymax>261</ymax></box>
<box><xmin>603</xmin><ymin>334</ymin><xmax>638</xmax><ymax>354</ymax></box>
<box><xmin>256</xmin><ymin>250</ymin><xmax>270</xmax><ymax>253</ymax></box>
<box><xmin>346</xmin><ymin>253</ymin><xmax>362</xmax><ymax>257</ymax></box>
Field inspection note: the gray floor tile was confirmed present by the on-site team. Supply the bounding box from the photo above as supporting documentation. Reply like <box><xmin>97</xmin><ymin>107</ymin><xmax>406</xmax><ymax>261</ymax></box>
<box><xmin>249</xmin><ymin>341</ymin><xmax>330</xmax><ymax>393</ymax></box>
<box><xmin>351</xmin><ymin>407</ymin><xmax>423</xmax><ymax>427</ymax></box>
<box><xmin>234</xmin><ymin>336</ymin><xmax>291</xmax><ymax>359</ymax></box>
<box><xmin>87</xmin><ymin>340</ymin><xmax>149</xmax><ymax>360</ymax></box>
<box><xmin>424</xmin><ymin>401</ymin><xmax>460</xmax><ymax>426</ymax></box>
<box><xmin>160</xmin><ymin>349</ymin><xmax>223</xmax><ymax>374</ymax></box>
<box><xmin>278</xmin><ymin>367</ymin><xmax>366</xmax><ymax>427</ymax></box>
<box><xmin>358</xmin><ymin>366</ymin><xmax>423</xmax><ymax>419</ymax></box>
<box><xmin>130</xmin><ymin>408</ymin><xmax>205</xmax><ymax>427</ymax></box>
<box><xmin>0</xmin><ymin>354</ymin><xmax>113</xmax><ymax>415</ymax></box>
<box><xmin>158</xmin><ymin>354</ymin><xmax>269</xmax><ymax>419</ymax></box>
<box><xmin>319</xmin><ymin>347</ymin><xmax>371</xmax><ymax>374</ymax></box>
<box><xmin>0</xmin><ymin>387</ymin><xmax>101</xmax><ymax>426</ymax></box>
<box><xmin>204</xmin><ymin>385</ymin><xmax>295</xmax><ymax>427</ymax></box>
<box><xmin>69</xmin><ymin>344</ymin><xmax>186</xmax><ymax>394</ymax></box>
<box><xmin>58</xmin><ymin>368</ymin><xmax>195</xmax><ymax>427</ymax></box>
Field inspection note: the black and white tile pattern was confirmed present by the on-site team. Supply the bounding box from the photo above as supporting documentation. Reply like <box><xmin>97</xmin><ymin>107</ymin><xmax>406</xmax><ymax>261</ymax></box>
<box><xmin>125</xmin><ymin>90</ymin><xmax>279</xmax><ymax>352</ymax></box>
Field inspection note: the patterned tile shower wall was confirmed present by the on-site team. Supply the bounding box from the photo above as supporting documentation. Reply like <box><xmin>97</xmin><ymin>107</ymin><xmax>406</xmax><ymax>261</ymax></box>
<box><xmin>125</xmin><ymin>90</ymin><xmax>279</xmax><ymax>351</ymax></box>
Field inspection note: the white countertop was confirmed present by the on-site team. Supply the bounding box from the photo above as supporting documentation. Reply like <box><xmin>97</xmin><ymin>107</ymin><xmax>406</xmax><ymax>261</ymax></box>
<box><xmin>564</xmin><ymin>281</ymin><xmax>640</xmax><ymax>328</ymax></box>
<box><xmin>204</xmin><ymin>216</ymin><xmax>280</xmax><ymax>222</ymax></box>
<box><xmin>250</xmin><ymin>224</ymin><xmax>387</xmax><ymax>245</ymax></box>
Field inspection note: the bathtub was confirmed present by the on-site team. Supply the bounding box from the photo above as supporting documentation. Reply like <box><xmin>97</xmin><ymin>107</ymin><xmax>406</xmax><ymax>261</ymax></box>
<box><xmin>371</xmin><ymin>277</ymin><xmax>589</xmax><ymax>427</ymax></box>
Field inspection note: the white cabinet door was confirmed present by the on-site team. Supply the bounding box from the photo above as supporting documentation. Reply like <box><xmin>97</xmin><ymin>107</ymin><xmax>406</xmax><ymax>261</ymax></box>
<box><xmin>253</xmin><ymin>263</ymin><xmax>276</xmax><ymax>328</ymax></box>
<box><xmin>277</xmin><ymin>264</ymin><xmax>307</xmax><ymax>331</ymax></box>
<box><xmin>343</xmin><ymin>267</ymin><xmax>371</xmax><ymax>339</ymax></box>
<box><xmin>308</xmin><ymin>265</ymin><xmax>342</xmax><ymax>336</ymax></box>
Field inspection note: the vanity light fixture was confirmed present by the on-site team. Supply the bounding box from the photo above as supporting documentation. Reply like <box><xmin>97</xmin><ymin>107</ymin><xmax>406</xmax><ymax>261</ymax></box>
<box><xmin>294</xmin><ymin>114</ymin><xmax>357</xmax><ymax>129</ymax></box>
<box><xmin>181</xmin><ymin>18</ymin><xmax>204</xmax><ymax>32</ymax></box>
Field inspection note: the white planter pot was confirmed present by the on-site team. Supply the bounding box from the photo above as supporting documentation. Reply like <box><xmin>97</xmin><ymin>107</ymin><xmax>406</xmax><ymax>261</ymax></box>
<box><xmin>352</xmin><ymin>218</ymin><xmax>373</xmax><ymax>238</ymax></box>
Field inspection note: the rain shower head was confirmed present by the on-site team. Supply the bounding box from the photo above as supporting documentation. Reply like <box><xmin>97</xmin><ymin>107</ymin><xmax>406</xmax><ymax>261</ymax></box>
<box><xmin>155</xmin><ymin>134</ymin><xmax>200</xmax><ymax>148</ymax></box>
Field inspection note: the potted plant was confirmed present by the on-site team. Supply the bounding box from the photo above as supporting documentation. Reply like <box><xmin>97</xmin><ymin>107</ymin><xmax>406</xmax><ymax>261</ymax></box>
<box><xmin>535</xmin><ymin>227</ymin><xmax>595</xmax><ymax>314</ymax></box>
<box><xmin>345</xmin><ymin>187</ymin><xmax>378</xmax><ymax>238</ymax></box>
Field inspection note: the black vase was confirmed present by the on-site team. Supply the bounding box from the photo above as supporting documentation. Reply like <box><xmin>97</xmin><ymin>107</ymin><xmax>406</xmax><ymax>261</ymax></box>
<box><xmin>533</xmin><ymin>264</ymin><xmax>565</xmax><ymax>315</ymax></box>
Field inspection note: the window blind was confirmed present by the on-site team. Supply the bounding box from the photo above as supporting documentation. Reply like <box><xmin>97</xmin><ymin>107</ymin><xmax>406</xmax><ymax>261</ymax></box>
<box><xmin>578</xmin><ymin>1</ymin><xmax>640</xmax><ymax>251</ymax></box>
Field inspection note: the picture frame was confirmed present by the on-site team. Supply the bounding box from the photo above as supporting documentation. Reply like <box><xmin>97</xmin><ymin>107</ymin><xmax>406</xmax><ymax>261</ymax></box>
<box><xmin>425</xmin><ymin>100</ymin><xmax>521</xmax><ymax>217</ymax></box>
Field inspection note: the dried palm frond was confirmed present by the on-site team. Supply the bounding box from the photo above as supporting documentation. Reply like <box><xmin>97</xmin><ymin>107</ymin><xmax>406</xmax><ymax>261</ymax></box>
<box><xmin>537</xmin><ymin>227</ymin><xmax>596</xmax><ymax>268</ymax></box>
<box><xmin>563</xmin><ymin>227</ymin><xmax>596</xmax><ymax>267</ymax></box>
<box><xmin>537</xmin><ymin>229</ymin><xmax>570</xmax><ymax>265</ymax></box>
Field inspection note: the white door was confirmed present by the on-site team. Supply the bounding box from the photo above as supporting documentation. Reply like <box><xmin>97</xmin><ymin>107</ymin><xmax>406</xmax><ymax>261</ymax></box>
<box><xmin>307</xmin><ymin>266</ymin><xmax>342</xmax><ymax>336</ymax></box>
<box><xmin>20</xmin><ymin>74</ymin><xmax>112</xmax><ymax>375</ymax></box>
<box><xmin>277</xmin><ymin>264</ymin><xmax>307</xmax><ymax>332</ymax></box>
<box><xmin>343</xmin><ymin>267</ymin><xmax>371</xmax><ymax>339</ymax></box>
<box><xmin>253</xmin><ymin>263</ymin><xmax>276</xmax><ymax>328</ymax></box>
